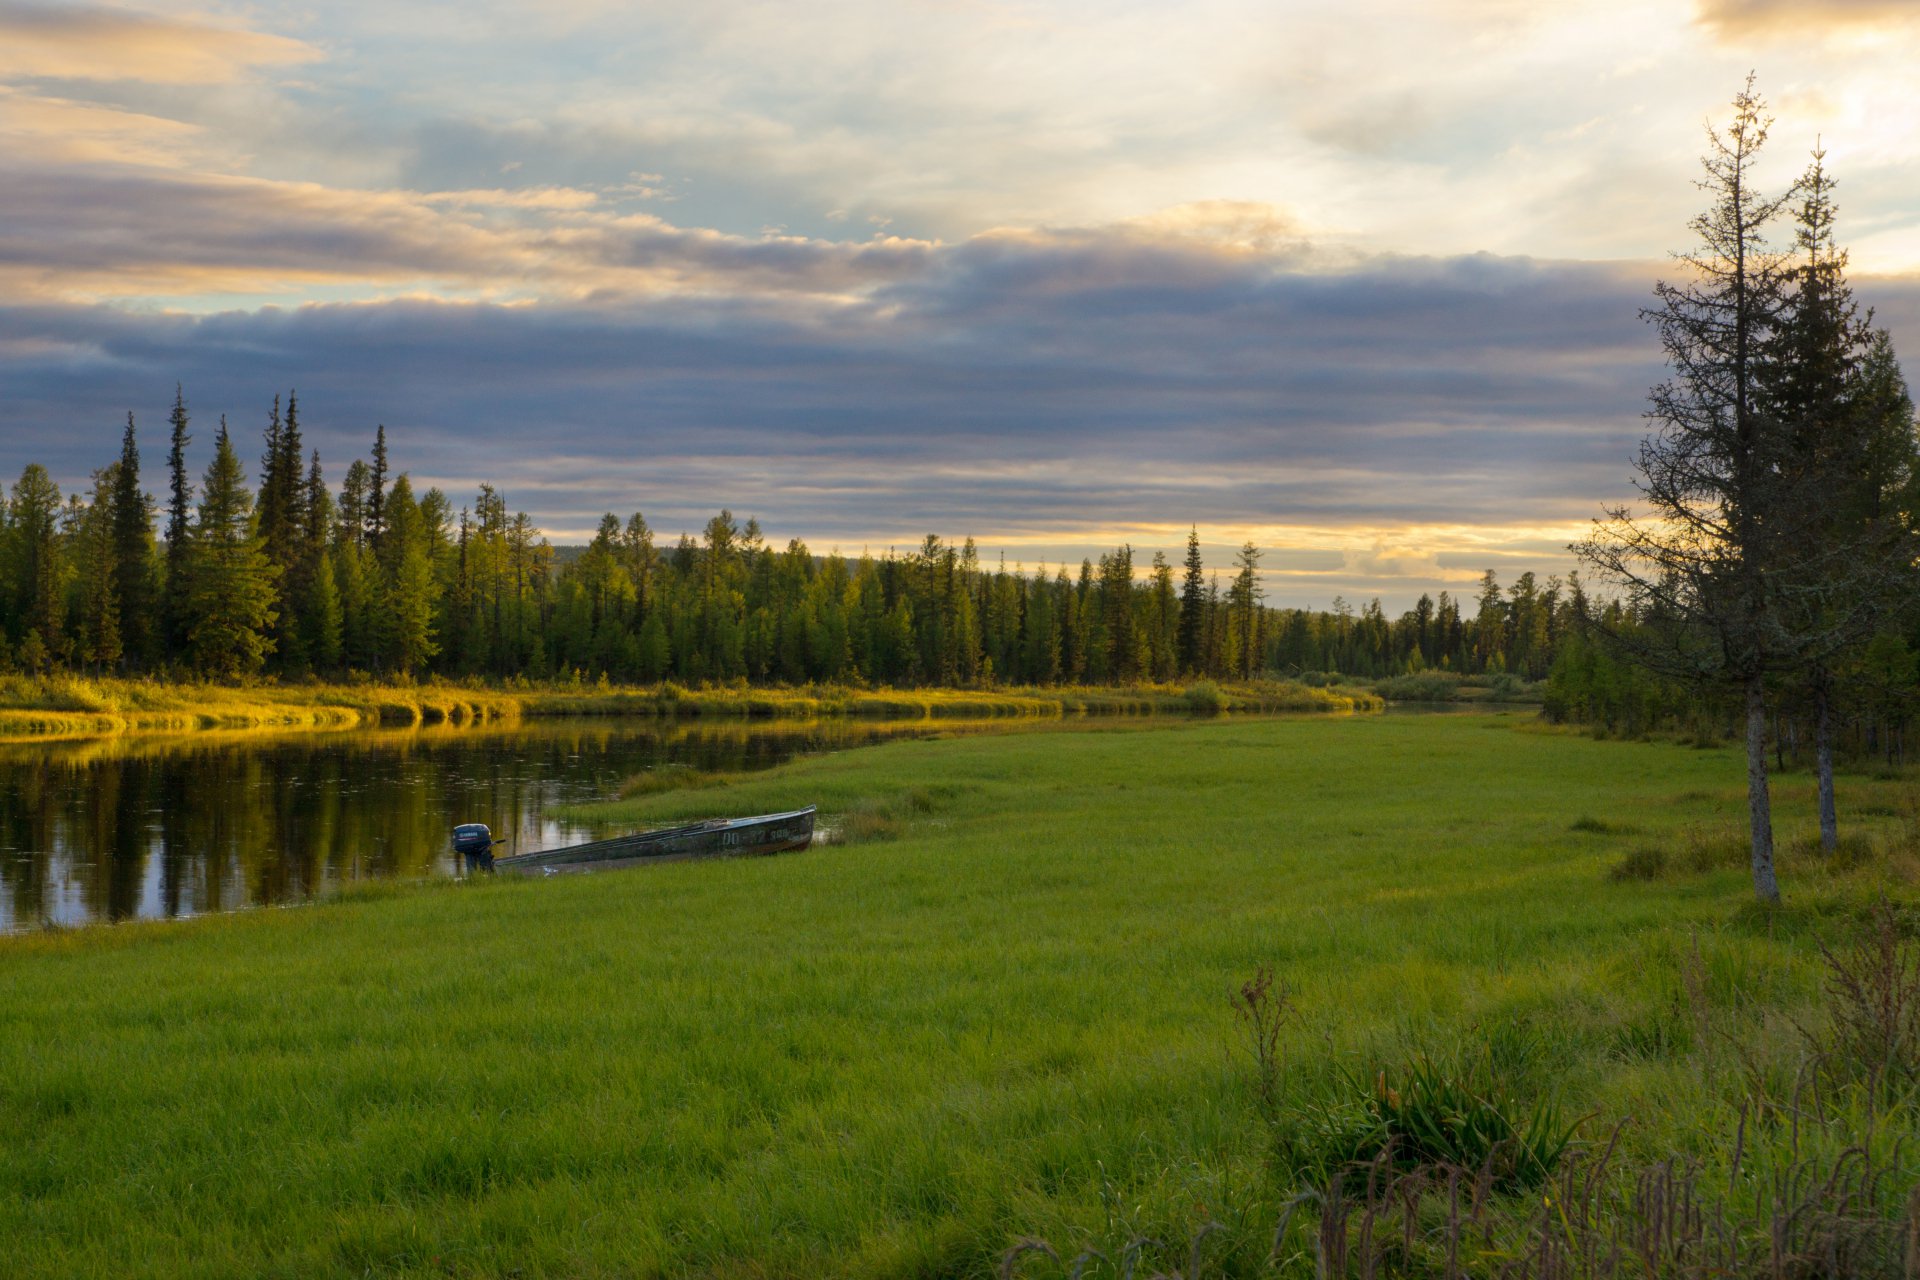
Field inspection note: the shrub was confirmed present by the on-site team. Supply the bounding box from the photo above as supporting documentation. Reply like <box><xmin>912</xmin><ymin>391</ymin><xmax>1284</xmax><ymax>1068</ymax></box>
<box><xmin>1681</xmin><ymin>822</ymin><xmax>1748</xmax><ymax>872</ymax></box>
<box><xmin>1609</xmin><ymin>846</ymin><xmax>1668</xmax><ymax>881</ymax></box>
<box><xmin>1346</xmin><ymin>1057</ymin><xmax>1581</xmax><ymax>1190</ymax></box>
<box><xmin>1372</xmin><ymin>672</ymin><xmax>1465</xmax><ymax>702</ymax></box>
<box><xmin>1183</xmin><ymin>681</ymin><xmax>1229</xmax><ymax>713</ymax></box>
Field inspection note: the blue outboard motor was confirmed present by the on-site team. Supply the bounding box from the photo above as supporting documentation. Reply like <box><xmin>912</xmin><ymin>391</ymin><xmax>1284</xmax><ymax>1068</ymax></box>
<box><xmin>453</xmin><ymin>823</ymin><xmax>503</xmax><ymax>872</ymax></box>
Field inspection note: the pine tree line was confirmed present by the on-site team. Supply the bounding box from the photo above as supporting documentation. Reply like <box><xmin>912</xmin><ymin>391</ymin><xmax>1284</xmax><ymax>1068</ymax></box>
<box><xmin>0</xmin><ymin>414</ymin><xmax>1596</xmax><ymax>686</ymax></box>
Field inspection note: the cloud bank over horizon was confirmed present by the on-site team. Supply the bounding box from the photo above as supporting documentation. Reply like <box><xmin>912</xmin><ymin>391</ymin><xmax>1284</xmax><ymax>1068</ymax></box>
<box><xmin>1</xmin><ymin>0</ymin><xmax>1917</xmax><ymax>609</ymax></box>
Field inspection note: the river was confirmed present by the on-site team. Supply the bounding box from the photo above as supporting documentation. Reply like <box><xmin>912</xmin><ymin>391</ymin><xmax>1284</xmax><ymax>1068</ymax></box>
<box><xmin>0</xmin><ymin>717</ymin><xmax>1003</xmax><ymax>932</ymax></box>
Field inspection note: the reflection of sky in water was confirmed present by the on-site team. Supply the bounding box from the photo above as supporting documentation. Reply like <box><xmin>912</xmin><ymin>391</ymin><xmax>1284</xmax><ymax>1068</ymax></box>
<box><xmin>0</xmin><ymin>718</ymin><xmax>1008</xmax><ymax>932</ymax></box>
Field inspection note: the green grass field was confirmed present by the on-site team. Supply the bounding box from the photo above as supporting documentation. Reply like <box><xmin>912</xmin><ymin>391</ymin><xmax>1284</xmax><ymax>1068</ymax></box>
<box><xmin>2</xmin><ymin>713</ymin><xmax>1912</xmax><ymax>1278</ymax></box>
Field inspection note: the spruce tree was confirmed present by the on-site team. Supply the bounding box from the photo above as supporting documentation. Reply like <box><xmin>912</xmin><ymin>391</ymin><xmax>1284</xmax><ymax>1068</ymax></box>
<box><xmin>367</xmin><ymin>425</ymin><xmax>389</xmax><ymax>549</ymax></box>
<box><xmin>257</xmin><ymin>394</ymin><xmax>285</xmax><ymax>552</ymax></box>
<box><xmin>186</xmin><ymin>419</ymin><xmax>279</xmax><ymax>676</ymax></box>
<box><xmin>1763</xmin><ymin>152</ymin><xmax>1920</xmax><ymax>853</ymax></box>
<box><xmin>335</xmin><ymin>541</ymin><xmax>376</xmax><ymax>671</ymax></box>
<box><xmin>305</xmin><ymin>551</ymin><xmax>344</xmax><ymax>672</ymax></box>
<box><xmin>8</xmin><ymin>465</ymin><xmax>64</xmax><ymax>660</ymax></box>
<box><xmin>109</xmin><ymin>413</ymin><xmax>154</xmax><ymax>667</ymax></box>
<box><xmin>163</xmin><ymin>385</ymin><xmax>193</xmax><ymax>652</ymax></box>
<box><xmin>1100</xmin><ymin>544</ymin><xmax>1136</xmax><ymax>683</ymax></box>
<box><xmin>75</xmin><ymin>468</ymin><xmax>123</xmax><ymax>671</ymax></box>
<box><xmin>1229</xmin><ymin>542</ymin><xmax>1264</xmax><ymax>679</ymax></box>
<box><xmin>339</xmin><ymin>460</ymin><xmax>371</xmax><ymax>549</ymax></box>
<box><xmin>1149</xmin><ymin>551</ymin><xmax>1177</xmax><ymax>680</ymax></box>
<box><xmin>1177</xmin><ymin>526</ymin><xmax>1206</xmax><ymax>675</ymax></box>
<box><xmin>377</xmin><ymin>477</ymin><xmax>438</xmax><ymax>674</ymax></box>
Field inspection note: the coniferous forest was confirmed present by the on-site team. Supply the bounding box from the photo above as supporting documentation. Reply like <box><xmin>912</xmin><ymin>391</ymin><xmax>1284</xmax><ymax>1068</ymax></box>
<box><xmin>2</xmin><ymin>390</ymin><xmax>1589</xmax><ymax>690</ymax></box>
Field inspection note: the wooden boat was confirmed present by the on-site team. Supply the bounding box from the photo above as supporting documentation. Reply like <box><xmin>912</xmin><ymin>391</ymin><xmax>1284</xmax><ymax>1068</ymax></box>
<box><xmin>493</xmin><ymin>806</ymin><xmax>816</xmax><ymax>875</ymax></box>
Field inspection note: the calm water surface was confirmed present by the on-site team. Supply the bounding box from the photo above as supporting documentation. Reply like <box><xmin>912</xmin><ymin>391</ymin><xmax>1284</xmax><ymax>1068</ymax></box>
<box><xmin>0</xmin><ymin>717</ymin><xmax>1002</xmax><ymax>932</ymax></box>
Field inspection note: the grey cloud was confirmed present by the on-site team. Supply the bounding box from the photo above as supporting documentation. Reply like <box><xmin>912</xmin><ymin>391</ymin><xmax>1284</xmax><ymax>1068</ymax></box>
<box><xmin>5</xmin><ymin>238</ymin><xmax>1916</xmax><ymax>608</ymax></box>
<box><xmin>0</xmin><ymin>162</ymin><xmax>937</xmax><ymax>297</ymax></box>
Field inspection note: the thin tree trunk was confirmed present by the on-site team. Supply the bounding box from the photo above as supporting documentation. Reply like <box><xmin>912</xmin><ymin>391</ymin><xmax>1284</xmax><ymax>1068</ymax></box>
<box><xmin>1746</xmin><ymin>674</ymin><xmax>1781</xmax><ymax>903</ymax></box>
<box><xmin>1815</xmin><ymin>676</ymin><xmax>1837</xmax><ymax>855</ymax></box>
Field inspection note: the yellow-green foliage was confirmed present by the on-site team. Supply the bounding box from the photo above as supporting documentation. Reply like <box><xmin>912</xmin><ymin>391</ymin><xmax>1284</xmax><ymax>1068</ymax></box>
<box><xmin>0</xmin><ymin>675</ymin><xmax>521</xmax><ymax>742</ymax></box>
<box><xmin>0</xmin><ymin>676</ymin><xmax>1372</xmax><ymax>743</ymax></box>
<box><xmin>531</xmin><ymin>679</ymin><xmax>1377</xmax><ymax>719</ymax></box>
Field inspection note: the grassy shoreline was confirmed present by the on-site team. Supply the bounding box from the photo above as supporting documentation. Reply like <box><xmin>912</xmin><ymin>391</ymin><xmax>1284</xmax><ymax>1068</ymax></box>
<box><xmin>0</xmin><ymin>674</ymin><xmax>1378</xmax><ymax>743</ymax></box>
<box><xmin>3</xmin><ymin>714</ymin><xmax>1913</xmax><ymax>1277</ymax></box>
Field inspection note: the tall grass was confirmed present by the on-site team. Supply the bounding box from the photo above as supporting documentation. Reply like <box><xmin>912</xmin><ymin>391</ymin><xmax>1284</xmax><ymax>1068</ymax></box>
<box><xmin>0</xmin><ymin>675</ymin><xmax>1375</xmax><ymax>743</ymax></box>
<box><xmin>0</xmin><ymin>674</ymin><xmax>521</xmax><ymax>741</ymax></box>
<box><xmin>3</xmin><ymin>714</ymin><xmax>1908</xmax><ymax>1277</ymax></box>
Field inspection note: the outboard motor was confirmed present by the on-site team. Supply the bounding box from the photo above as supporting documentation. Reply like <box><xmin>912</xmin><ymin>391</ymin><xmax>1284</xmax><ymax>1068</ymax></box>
<box><xmin>453</xmin><ymin>823</ymin><xmax>503</xmax><ymax>872</ymax></box>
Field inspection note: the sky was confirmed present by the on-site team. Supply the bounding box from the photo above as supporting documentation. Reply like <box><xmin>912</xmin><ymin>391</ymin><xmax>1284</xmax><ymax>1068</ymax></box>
<box><xmin>2</xmin><ymin>0</ymin><xmax>1918</xmax><ymax>609</ymax></box>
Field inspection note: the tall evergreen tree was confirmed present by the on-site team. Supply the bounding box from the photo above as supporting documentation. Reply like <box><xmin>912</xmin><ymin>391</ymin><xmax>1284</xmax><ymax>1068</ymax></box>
<box><xmin>73</xmin><ymin>467</ymin><xmax>123</xmax><ymax>671</ymax></box>
<box><xmin>338</xmin><ymin>460</ymin><xmax>371</xmax><ymax>549</ymax></box>
<box><xmin>378</xmin><ymin>476</ymin><xmax>438</xmax><ymax>674</ymax></box>
<box><xmin>163</xmin><ymin>385</ymin><xmax>193</xmax><ymax>652</ymax></box>
<box><xmin>185</xmin><ymin>419</ymin><xmax>279</xmax><ymax>676</ymax></box>
<box><xmin>109</xmin><ymin>413</ymin><xmax>155</xmax><ymax>667</ymax></box>
<box><xmin>367</xmin><ymin>425</ymin><xmax>390</xmax><ymax>549</ymax></box>
<box><xmin>1229</xmin><ymin>542</ymin><xmax>1264</xmax><ymax>679</ymax></box>
<box><xmin>8</xmin><ymin>464</ymin><xmax>64</xmax><ymax>661</ymax></box>
<box><xmin>1177</xmin><ymin>526</ymin><xmax>1206</xmax><ymax>675</ymax></box>
<box><xmin>1100</xmin><ymin>544</ymin><xmax>1137</xmax><ymax>683</ymax></box>
<box><xmin>1149</xmin><ymin>550</ymin><xmax>1177</xmax><ymax>680</ymax></box>
<box><xmin>1574</xmin><ymin>78</ymin><xmax>1803</xmax><ymax>902</ymax></box>
<box><xmin>1763</xmin><ymin>151</ymin><xmax>1920</xmax><ymax>853</ymax></box>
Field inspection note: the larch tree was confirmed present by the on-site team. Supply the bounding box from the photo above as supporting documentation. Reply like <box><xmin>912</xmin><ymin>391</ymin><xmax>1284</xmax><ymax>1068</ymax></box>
<box><xmin>1574</xmin><ymin>78</ymin><xmax>1804</xmax><ymax>902</ymax></box>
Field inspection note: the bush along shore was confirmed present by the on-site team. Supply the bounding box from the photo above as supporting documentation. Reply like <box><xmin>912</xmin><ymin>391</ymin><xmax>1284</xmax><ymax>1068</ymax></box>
<box><xmin>0</xmin><ymin>674</ymin><xmax>1380</xmax><ymax>742</ymax></box>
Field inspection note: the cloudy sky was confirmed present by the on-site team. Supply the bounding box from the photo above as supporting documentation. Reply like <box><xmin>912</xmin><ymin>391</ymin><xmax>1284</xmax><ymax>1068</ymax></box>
<box><xmin>2</xmin><ymin>0</ymin><xmax>1917</xmax><ymax>608</ymax></box>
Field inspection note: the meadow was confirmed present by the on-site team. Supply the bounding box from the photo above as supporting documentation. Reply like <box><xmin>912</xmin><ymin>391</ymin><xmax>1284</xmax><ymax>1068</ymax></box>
<box><xmin>1</xmin><ymin>713</ymin><xmax>1914</xmax><ymax>1278</ymax></box>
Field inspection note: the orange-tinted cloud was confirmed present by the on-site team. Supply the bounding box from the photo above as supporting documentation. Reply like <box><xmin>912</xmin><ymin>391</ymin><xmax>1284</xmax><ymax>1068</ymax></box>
<box><xmin>1696</xmin><ymin>0</ymin><xmax>1920</xmax><ymax>37</ymax></box>
<box><xmin>0</xmin><ymin>86</ymin><xmax>206</xmax><ymax>166</ymax></box>
<box><xmin>0</xmin><ymin>4</ymin><xmax>319</xmax><ymax>84</ymax></box>
<box><xmin>0</xmin><ymin>160</ymin><xmax>942</xmax><ymax>304</ymax></box>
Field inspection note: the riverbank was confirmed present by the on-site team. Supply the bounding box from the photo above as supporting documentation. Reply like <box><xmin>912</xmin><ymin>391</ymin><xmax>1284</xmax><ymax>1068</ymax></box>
<box><xmin>0</xmin><ymin>674</ymin><xmax>1378</xmax><ymax>742</ymax></box>
<box><xmin>4</xmin><ymin>714</ymin><xmax>1912</xmax><ymax>1278</ymax></box>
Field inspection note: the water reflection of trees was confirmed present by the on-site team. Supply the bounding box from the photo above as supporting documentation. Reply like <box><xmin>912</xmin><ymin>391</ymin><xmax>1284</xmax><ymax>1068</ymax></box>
<box><xmin>0</xmin><ymin>717</ymin><xmax>982</xmax><ymax>929</ymax></box>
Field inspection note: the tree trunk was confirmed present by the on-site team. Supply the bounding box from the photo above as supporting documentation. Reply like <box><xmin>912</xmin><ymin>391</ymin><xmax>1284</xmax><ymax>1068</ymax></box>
<box><xmin>1745</xmin><ymin>674</ymin><xmax>1781</xmax><ymax>903</ymax></box>
<box><xmin>1815</xmin><ymin>677</ymin><xmax>1837</xmax><ymax>855</ymax></box>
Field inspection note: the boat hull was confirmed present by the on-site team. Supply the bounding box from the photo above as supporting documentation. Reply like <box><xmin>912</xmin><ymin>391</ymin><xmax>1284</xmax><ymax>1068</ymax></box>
<box><xmin>495</xmin><ymin>806</ymin><xmax>815</xmax><ymax>874</ymax></box>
